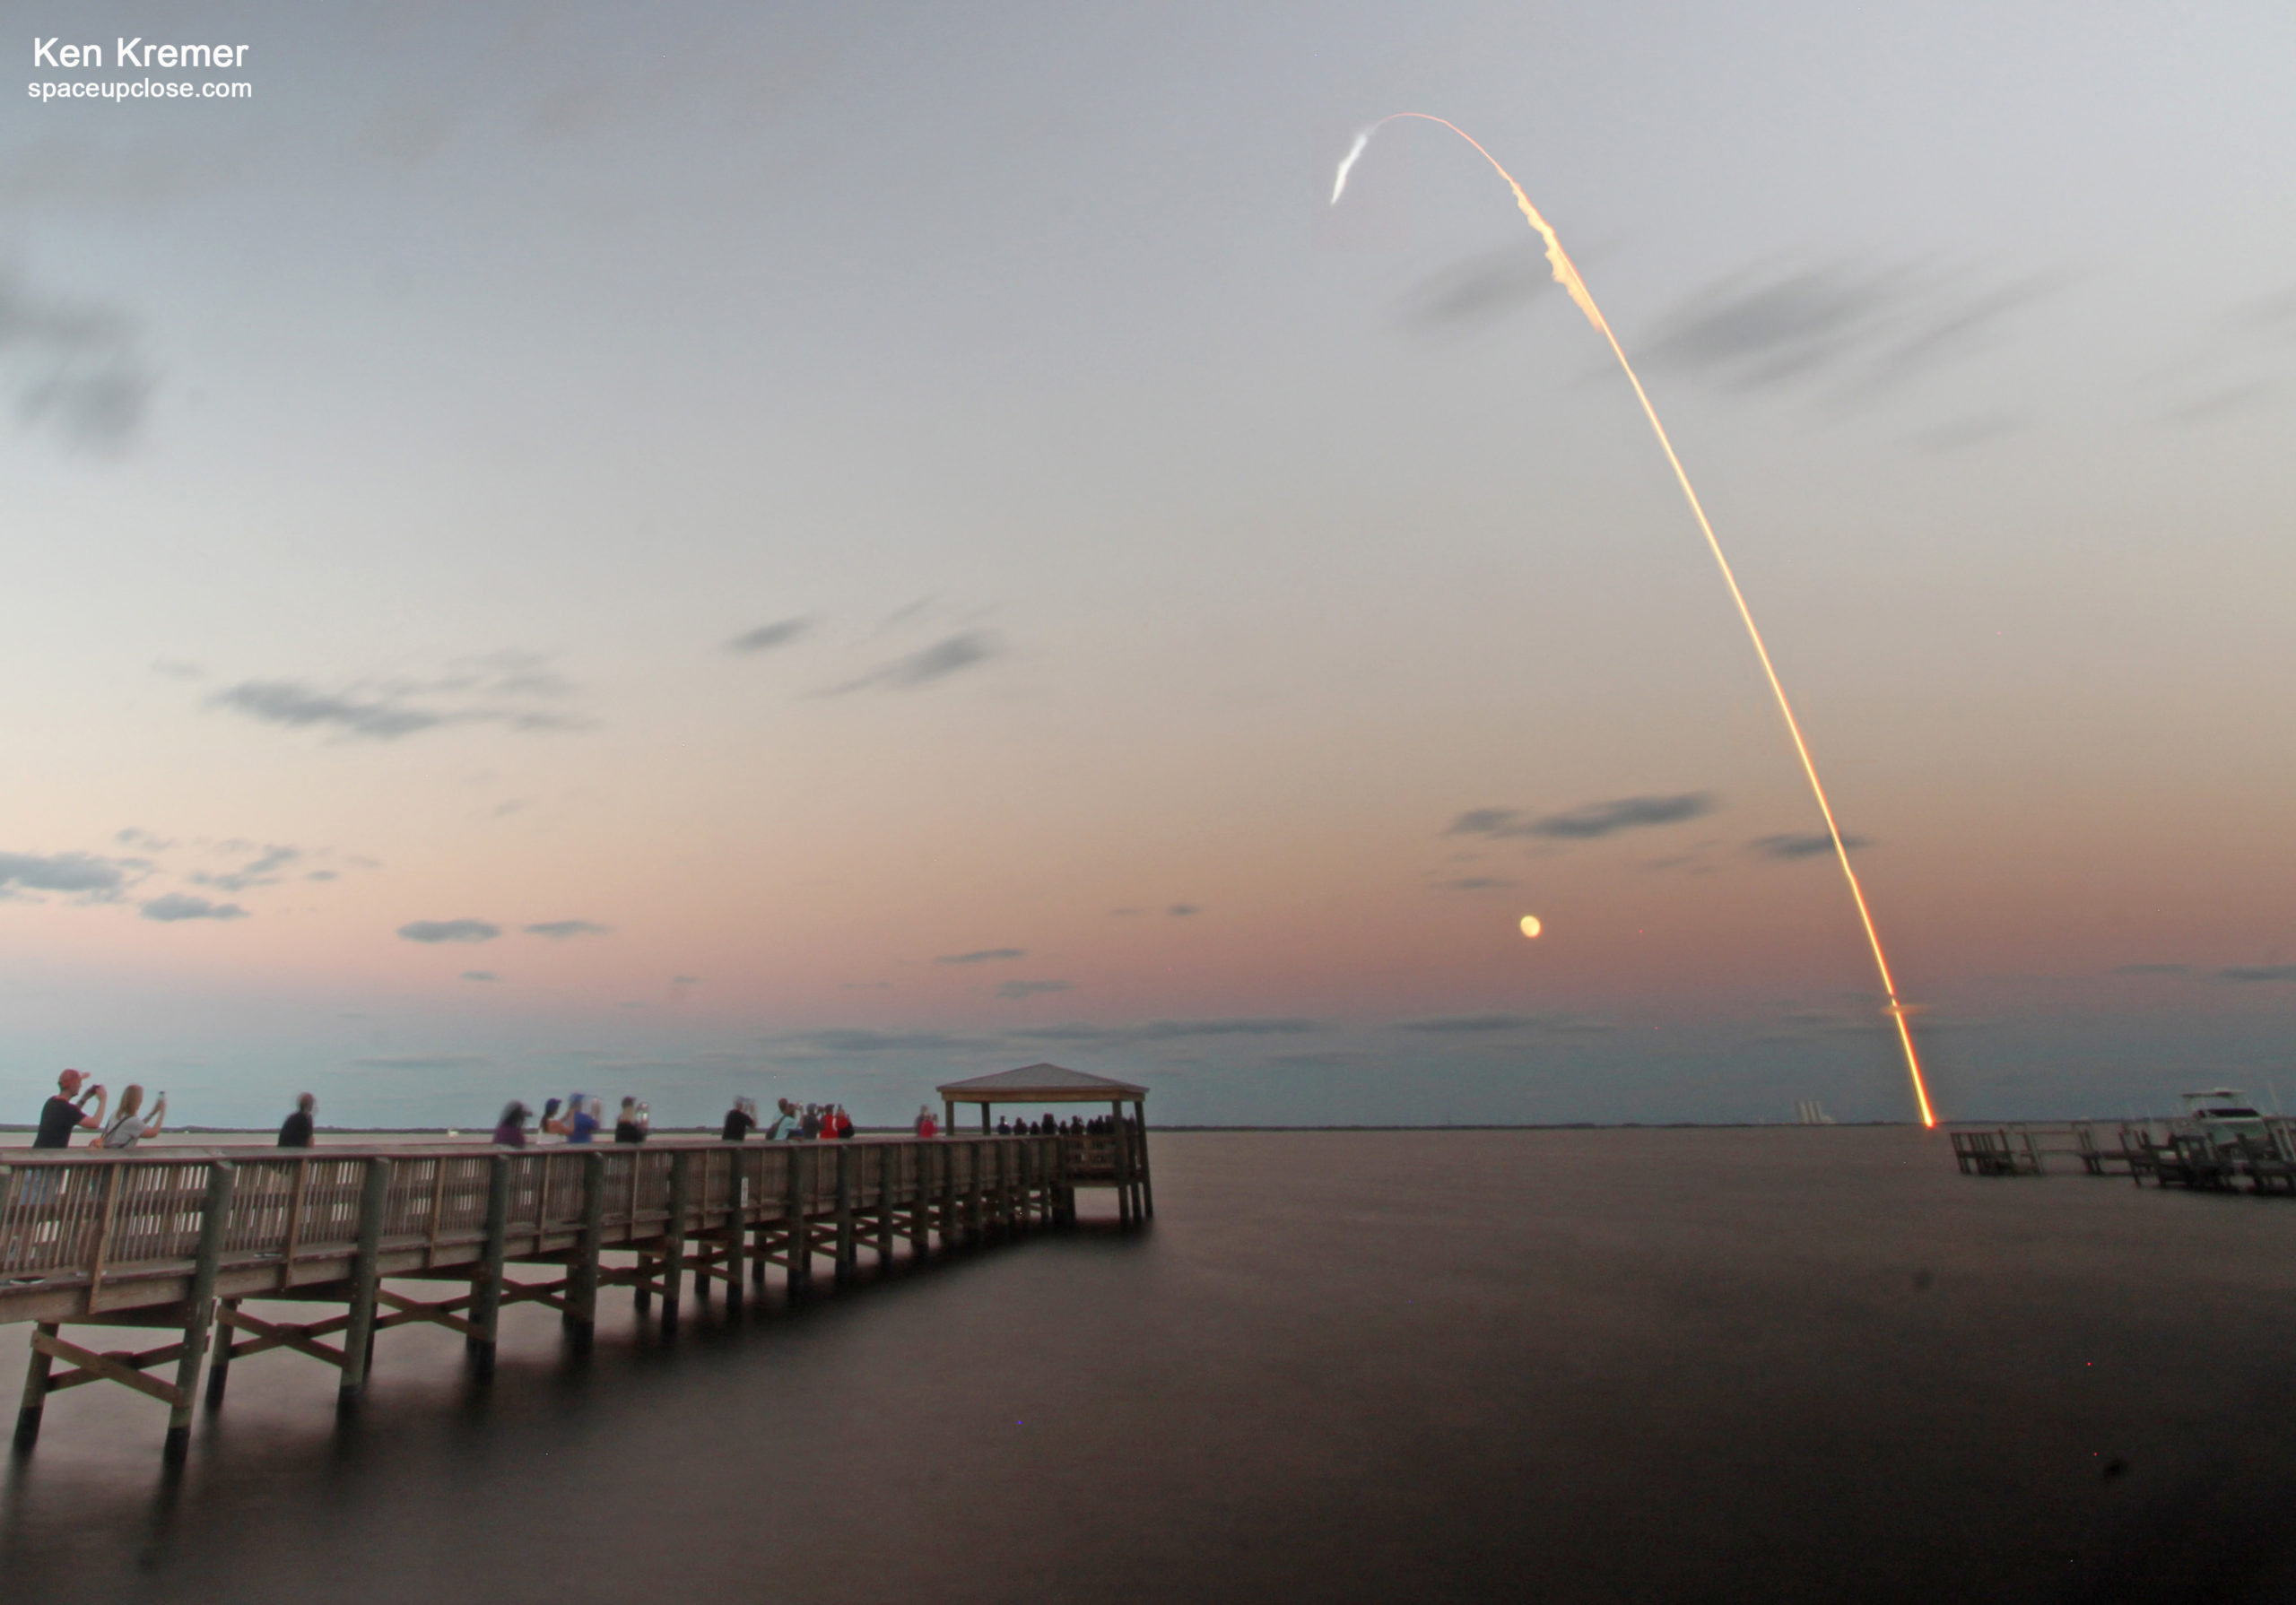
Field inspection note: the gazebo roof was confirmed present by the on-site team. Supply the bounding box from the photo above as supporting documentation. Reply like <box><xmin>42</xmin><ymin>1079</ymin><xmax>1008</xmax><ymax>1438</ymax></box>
<box><xmin>936</xmin><ymin>1063</ymin><xmax>1147</xmax><ymax>1103</ymax></box>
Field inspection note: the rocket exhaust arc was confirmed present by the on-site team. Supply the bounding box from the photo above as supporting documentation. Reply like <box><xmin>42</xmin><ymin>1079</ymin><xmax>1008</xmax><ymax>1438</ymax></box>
<box><xmin>1334</xmin><ymin>114</ymin><xmax>1935</xmax><ymax>1127</ymax></box>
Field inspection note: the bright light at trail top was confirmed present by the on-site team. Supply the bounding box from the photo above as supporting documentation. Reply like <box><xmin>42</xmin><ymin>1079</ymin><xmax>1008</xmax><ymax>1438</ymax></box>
<box><xmin>1332</xmin><ymin>115</ymin><xmax>1936</xmax><ymax>1129</ymax></box>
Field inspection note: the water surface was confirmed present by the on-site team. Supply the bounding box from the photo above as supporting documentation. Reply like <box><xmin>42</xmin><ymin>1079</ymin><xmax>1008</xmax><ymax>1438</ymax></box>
<box><xmin>4</xmin><ymin>1128</ymin><xmax>2294</xmax><ymax>1602</ymax></box>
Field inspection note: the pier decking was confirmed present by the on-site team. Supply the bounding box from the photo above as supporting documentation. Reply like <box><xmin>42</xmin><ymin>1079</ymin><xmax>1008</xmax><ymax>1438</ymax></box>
<box><xmin>0</xmin><ymin>1129</ymin><xmax>1148</xmax><ymax>1462</ymax></box>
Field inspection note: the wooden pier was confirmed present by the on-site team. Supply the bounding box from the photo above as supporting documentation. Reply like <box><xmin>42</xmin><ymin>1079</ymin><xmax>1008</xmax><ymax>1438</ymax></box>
<box><xmin>0</xmin><ymin>1131</ymin><xmax>1135</xmax><ymax>1462</ymax></box>
<box><xmin>1949</xmin><ymin>1118</ymin><xmax>2296</xmax><ymax>1193</ymax></box>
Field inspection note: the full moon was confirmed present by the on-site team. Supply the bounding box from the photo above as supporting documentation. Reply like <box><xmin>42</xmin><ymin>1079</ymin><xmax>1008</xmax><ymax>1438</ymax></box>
<box><xmin>1519</xmin><ymin>915</ymin><xmax>1543</xmax><ymax>939</ymax></box>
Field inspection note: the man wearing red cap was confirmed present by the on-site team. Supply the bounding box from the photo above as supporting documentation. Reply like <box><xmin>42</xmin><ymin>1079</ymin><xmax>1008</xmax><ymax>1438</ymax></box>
<box><xmin>34</xmin><ymin>1069</ymin><xmax>108</xmax><ymax>1148</ymax></box>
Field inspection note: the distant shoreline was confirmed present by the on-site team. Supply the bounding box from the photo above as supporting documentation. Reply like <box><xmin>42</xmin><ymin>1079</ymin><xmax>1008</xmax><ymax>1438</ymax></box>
<box><xmin>0</xmin><ymin>1121</ymin><xmax>1918</xmax><ymax>1135</ymax></box>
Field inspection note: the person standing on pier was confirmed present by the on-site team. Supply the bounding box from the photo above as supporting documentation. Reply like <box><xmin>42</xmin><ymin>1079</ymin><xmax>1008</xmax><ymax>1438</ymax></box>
<box><xmin>546</xmin><ymin>1095</ymin><xmax>601</xmax><ymax>1143</ymax></box>
<box><xmin>721</xmin><ymin>1097</ymin><xmax>757</xmax><ymax>1141</ymax></box>
<box><xmin>277</xmin><ymin>1092</ymin><xmax>317</xmax><ymax>1149</ymax></box>
<box><xmin>33</xmin><ymin>1070</ymin><xmax>107</xmax><ymax>1148</ymax></box>
<box><xmin>97</xmin><ymin>1085</ymin><xmax>165</xmax><ymax>1149</ymax></box>
<box><xmin>613</xmin><ymin>1097</ymin><xmax>649</xmax><ymax>1142</ymax></box>
<box><xmin>492</xmin><ymin>1102</ymin><xmax>531</xmax><ymax>1147</ymax></box>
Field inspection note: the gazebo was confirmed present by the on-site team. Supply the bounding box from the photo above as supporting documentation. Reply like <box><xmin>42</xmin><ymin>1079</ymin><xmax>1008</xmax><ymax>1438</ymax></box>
<box><xmin>936</xmin><ymin>1063</ymin><xmax>1152</xmax><ymax>1223</ymax></box>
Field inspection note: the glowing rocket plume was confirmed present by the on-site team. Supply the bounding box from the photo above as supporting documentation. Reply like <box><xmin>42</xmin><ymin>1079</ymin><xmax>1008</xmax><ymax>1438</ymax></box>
<box><xmin>1335</xmin><ymin>114</ymin><xmax>1936</xmax><ymax>1127</ymax></box>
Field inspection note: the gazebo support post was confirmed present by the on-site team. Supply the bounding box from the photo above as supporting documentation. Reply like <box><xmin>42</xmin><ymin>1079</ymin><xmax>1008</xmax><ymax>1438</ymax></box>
<box><xmin>1112</xmin><ymin>1100</ymin><xmax>1134</xmax><ymax>1227</ymax></box>
<box><xmin>1133</xmin><ymin>1097</ymin><xmax>1153</xmax><ymax>1219</ymax></box>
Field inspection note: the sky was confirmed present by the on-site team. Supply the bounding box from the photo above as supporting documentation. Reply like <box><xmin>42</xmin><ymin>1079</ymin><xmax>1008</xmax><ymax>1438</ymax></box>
<box><xmin>3</xmin><ymin>1</ymin><xmax>2292</xmax><ymax>1128</ymax></box>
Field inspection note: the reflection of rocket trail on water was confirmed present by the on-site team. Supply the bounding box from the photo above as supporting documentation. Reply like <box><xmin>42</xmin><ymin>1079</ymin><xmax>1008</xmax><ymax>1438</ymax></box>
<box><xmin>1335</xmin><ymin>114</ymin><xmax>1936</xmax><ymax>1127</ymax></box>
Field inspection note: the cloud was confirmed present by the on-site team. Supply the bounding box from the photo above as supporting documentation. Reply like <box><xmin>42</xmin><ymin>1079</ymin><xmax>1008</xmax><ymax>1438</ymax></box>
<box><xmin>996</xmin><ymin>979</ymin><xmax>1072</xmax><ymax>1001</ymax></box>
<box><xmin>1645</xmin><ymin>261</ymin><xmax>2054</xmax><ymax>401</ymax></box>
<box><xmin>352</xmin><ymin>1054</ymin><xmax>491</xmax><ymax>1071</ymax></box>
<box><xmin>1399</xmin><ymin>247</ymin><xmax>1547</xmax><ymax>334</ymax></box>
<box><xmin>209</xmin><ymin>655</ymin><xmax>590</xmax><ymax>742</ymax></box>
<box><xmin>2164</xmin><ymin>382</ymin><xmax>2276</xmax><ymax>425</ymax></box>
<box><xmin>212</xmin><ymin>681</ymin><xmax>448</xmax><ymax>740</ymax></box>
<box><xmin>1448</xmin><ymin>794</ymin><xmax>1717</xmax><ymax>842</ymax></box>
<box><xmin>149</xmin><ymin>660</ymin><xmax>203</xmax><ymax>681</ymax></box>
<box><xmin>1010</xmin><ymin>1018</ymin><xmax>1319</xmax><ymax>1045</ymax></box>
<box><xmin>397</xmin><ymin>918</ymin><xmax>501</xmax><ymax>943</ymax></box>
<box><xmin>728</xmin><ymin>616</ymin><xmax>815</xmax><ymax>654</ymax></box>
<box><xmin>2241</xmin><ymin>285</ymin><xmax>2296</xmax><ymax>339</ymax></box>
<box><xmin>0</xmin><ymin>850</ymin><xmax>131</xmax><ymax>895</ymax></box>
<box><xmin>1396</xmin><ymin>1013</ymin><xmax>1541</xmax><ymax>1034</ymax></box>
<box><xmin>192</xmin><ymin>844</ymin><xmax>300</xmax><ymax>892</ymax></box>
<box><xmin>781</xmin><ymin>1028</ymin><xmax>977</xmax><ymax>1054</ymax></box>
<box><xmin>2219</xmin><ymin>965</ymin><xmax>2296</xmax><ymax>983</ymax></box>
<box><xmin>0</xmin><ymin>266</ymin><xmax>153</xmax><ymax>450</ymax></box>
<box><xmin>1910</xmin><ymin>415</ymin><xmax>2022</xmax><ymax>454</ymax></box>
<box><xmin>938</xmin><ymin>948</ymin><xmax>1025</xmax><ymax>965</ymax></box>
<box><xmin>1166</xmin><ymin>904</ymin><xmax>1198</xmax><ymax>917</ymax></box>
<box><xmin>2112</xmin><ymin>963</ymin><xmax>2194</xmax><ymax>976</ymax></box>
<box><xmin>525</xmin><ymin>919</ymin><xmax>612</xmax><ymax>939</ymax></box>
<box><xmin>461</xmin><ymin>970</ymin><xmax>499</xmax><ymax>982</ymax></box>
<box><xmin>1437</xmin><ymin>876</ymin><xmax>1515</xmax><ymax>891</ymax></box>
<box><xmin>824</xmin><ymin>630</ymin><xmax>1002</xmax><ymax>695</ymax></box>
<box><xmin>1746</xmin><ymin>832</ymin><xmax>1870</xmax><ymax>861</ymax></box>
<box><xmin>141</xmin><ymin>893</ymin><xmax>248</xmax><ymax>922</ymax></box>
<box><xmin>1396</xmin><ymin>1011</ymin><xmax>1619</xmax><ymax>1036</ymax></box>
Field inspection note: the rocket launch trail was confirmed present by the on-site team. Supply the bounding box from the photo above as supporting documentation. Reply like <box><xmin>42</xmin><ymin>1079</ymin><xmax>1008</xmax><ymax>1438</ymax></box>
<box><xmin>1334</xmin><ymin>114</ymin><xmax>1935</xmax><ymax>1127</ymax></box>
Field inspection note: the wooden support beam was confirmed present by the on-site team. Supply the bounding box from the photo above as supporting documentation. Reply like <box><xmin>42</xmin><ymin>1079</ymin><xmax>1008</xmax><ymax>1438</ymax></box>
<box><xmin>874</xmin><ymin>1150</ymin><xmax>894</xmax><ymax>1265</ymax></box>
<box><xmin>834</xmin><ymin>1143</ymin><xmax>857</xmax><ymax>1283</ymax></box>
<box><xmin>722</xmin><ymin>1157</ymin><xmax>746</xmax><ymax>1316</ymax></box>
<box><xmin>749</xmin><ymin>1150</ymin><xmax>771</xmax><ymax>1288</ymax></box>
<box><xmin>468</xmin><ymin>1155</ymin><xmax>510</xmax><ymax>1376</ymax></box>
<box><xmin>785</xmin><ymin>1146</ymin><xmax>813</xmax><ymax>1297</ymax></box>
<box><xmin>16</xmin><ymin>1322</ymin><xmax>59</xmax><ymax>1450</ymax></box>
<box><xmin>204</xmin><ymin>1299</ymin><xmax>240</xmax><ymax>1407</ymax></box>
<box><xmin>1112</xmin><ymin>1100</ymin><xmax>1135</xmax><ymax>1227</ymax></box>
<box><xmin>567</xmin><ymin>1151</ymin><xmax>606</xmax><ymax>1349</ymax></box>
<box><xmin>907</xmin><ymin>1146</ymin><xmax>930</xmax><ymax>1258</ymax></box>
<box><xmin>219</xmin><ymin>1306</ymin><xmax>352</xmax><ymax>1368</ymax></box>
<box><xmin>1133</xmin><ymin>1099</ymin><xmax>1154</xmax><ymax>1220</ymax></box>
<box><xmin>1055</xmin><ymin>1132</ymin><xmax>1075</xmax><ymax>1225</ymax></box>
<box><xmin>31</xmin><ymin>1331</ymin><xmax>185</xmax><ymax>1409</ymax></box>
<box><xmin>373</xmin><ymin>1287</ymin><xmax>483</xmax><ymax>1340</ymax></box>
<box><xmin>166</xmin><ymin>1159</ymin><xmax>236</xmax><ymax>1461</ymax></box>
<box><xmin>338</xmin><ymin>1156</ymin><xmax>392</xmax><ymax>1407</ymax></box>
<box><xmin>662</xmin><ymin>1150</ymin><xmax>691</xmax><ymax>1326</ymax></box>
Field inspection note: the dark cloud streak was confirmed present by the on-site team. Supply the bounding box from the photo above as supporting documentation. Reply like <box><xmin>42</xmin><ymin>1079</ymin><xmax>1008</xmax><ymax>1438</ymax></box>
<box><xmin>1448</xmin><ymin>794</ymin><xmax>1717</xmax><ymax>842</ymax></box>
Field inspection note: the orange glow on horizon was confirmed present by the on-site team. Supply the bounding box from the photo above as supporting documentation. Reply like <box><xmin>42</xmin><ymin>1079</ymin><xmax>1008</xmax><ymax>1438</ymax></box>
<box><xmin>1337</xmin><ymin>113</ymin><xmax>1937</xmax><ymax>1127</ymax></box>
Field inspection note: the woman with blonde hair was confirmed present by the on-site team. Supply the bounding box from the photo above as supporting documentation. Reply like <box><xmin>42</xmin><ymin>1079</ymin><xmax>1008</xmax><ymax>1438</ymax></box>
<box><xmin>99</xmin><ymin>1084</ymin><xmax>167</xmax><ymax>1149</ymax></box>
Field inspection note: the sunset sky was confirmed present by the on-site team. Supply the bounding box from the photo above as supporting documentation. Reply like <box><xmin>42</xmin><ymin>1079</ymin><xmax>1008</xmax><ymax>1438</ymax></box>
<box><xmin>4</xmin><ymin>2</ymin><xmax>2292</xmax><ymax>1127</ymax></box>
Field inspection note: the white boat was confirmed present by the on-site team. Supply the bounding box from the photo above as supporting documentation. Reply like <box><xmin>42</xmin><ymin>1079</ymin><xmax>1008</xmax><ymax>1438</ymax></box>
<box><xmin>2179</xmin><ymin>1089</ymin><xmax>2270</xmax><ymax>1150</ymax></box>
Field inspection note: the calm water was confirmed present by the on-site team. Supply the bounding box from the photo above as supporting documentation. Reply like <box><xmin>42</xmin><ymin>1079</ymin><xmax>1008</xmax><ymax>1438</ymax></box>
<box><xmin>4</xmin><ymin>1128</ymin><xmax>2296</xmax><ymax>1603</ymax></box>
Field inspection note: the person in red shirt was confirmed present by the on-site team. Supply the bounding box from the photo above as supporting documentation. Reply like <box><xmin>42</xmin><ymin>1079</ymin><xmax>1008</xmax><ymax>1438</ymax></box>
<box><xmin>834</xmin><ymin>1106</ymin><xmax>855</xmax><ymax>1139</ymax></box>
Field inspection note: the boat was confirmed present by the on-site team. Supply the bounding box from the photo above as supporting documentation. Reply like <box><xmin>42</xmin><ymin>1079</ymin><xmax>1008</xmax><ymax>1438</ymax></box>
<box><xmin>2179</xmin><ymin>1089</ymin><xmax>2271</xmax><ymax>1151</ymax></box>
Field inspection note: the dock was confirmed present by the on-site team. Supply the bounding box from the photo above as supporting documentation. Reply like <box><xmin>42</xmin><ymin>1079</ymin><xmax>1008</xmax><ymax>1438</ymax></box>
<box><xmin>1948</xmin><ymin>1117</ymin><xmax>2296</xmax><ymax>1193</ymax></box>
<box><xmin>0</xmin><ymin>1126</ymin><xmax>1151</xmax><ymax>1462</ymax></box>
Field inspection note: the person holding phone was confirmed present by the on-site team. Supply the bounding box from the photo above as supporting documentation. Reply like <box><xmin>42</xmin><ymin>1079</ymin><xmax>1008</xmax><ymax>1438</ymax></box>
<box><xmin>99</xmin><ymin>1084</ymin><xmax>166</xmax><ymax>1149</ymax></box>
<box><xmin>33</xmin><ymin>1069</ymin><xmax>108</xmax><ymax>1148</ymax></box>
